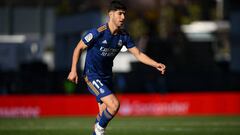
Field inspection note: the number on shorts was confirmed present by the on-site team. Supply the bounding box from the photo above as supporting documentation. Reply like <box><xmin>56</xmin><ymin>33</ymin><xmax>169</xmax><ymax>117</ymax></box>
<box><xmin>92</xmin><ymin>79</ymin><xmax>103</xmax><ymax>89</ymax></box>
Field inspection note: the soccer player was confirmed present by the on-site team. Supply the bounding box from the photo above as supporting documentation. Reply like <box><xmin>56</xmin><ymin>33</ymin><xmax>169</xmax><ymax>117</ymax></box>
<box><xmin>67</xmin><ymin>1</ymin><xmax>166</xmax><ymax>135</ymax></box>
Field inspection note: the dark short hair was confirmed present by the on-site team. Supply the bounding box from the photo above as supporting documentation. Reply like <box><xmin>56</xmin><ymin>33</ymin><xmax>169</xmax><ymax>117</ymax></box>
<box><xmin>108</xmin><ymin>0</ymin><xmax>127</xmax><ymax>12</ymax></box>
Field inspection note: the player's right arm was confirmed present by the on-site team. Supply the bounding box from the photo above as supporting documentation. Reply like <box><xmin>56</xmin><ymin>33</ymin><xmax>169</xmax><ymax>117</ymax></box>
<box><xmin>67</xmin><ymin>40</ymin><xmax>88</xmax><ymax>84</ymax></box>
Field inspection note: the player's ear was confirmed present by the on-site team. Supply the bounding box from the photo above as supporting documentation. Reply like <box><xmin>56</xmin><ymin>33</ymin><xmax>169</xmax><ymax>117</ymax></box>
<box><xmin>108</xmin><ymin>11</ymin><xmax>113</xmax><ymax>17</ymax></box>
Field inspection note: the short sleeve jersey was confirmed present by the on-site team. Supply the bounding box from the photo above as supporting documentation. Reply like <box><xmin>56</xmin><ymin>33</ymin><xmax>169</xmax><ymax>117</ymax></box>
<box><xmin>82</xmin><ymin>24</ymin><xmax>135</xmax><ymax>79</ymax></box>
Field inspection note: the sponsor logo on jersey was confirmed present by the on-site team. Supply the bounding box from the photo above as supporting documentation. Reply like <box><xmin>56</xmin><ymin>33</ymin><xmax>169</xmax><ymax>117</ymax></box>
<box><xmin>100</xmin><ymin>47</ymin><xmax>119</xmax><ymax>57</ymax></box>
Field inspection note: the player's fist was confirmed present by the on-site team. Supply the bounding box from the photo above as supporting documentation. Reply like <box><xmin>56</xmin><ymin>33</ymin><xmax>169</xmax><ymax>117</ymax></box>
<box><xmin>156</xmin><ymin>63</ymin><xmax>166</xmax><ymax>75</ymax></box>
<box><xmin>67</xmin><ymin>71</ymin><xmax>78</xmax><ymax>84</ymax></box>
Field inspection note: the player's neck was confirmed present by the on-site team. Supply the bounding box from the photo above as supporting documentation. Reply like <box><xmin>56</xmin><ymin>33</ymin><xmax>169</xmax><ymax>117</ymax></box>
<box><xmin>107</xmin><ymin>22</ymin><xmax>120</xmax><ymax>35</ymax></box>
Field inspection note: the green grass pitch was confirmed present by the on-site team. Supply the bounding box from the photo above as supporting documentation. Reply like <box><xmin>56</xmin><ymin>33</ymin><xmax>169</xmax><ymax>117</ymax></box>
<box><xmin>0</xmin><ymin>116</ymin><xmax>240</xmax><ymax>135</ymax></box>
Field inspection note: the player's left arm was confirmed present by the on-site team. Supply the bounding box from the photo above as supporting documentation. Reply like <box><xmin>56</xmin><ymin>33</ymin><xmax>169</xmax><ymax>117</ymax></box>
<box><xmin>128</xmin><ymin>47</ymin><xmax>166</xmax><ymax>74</ymax></box>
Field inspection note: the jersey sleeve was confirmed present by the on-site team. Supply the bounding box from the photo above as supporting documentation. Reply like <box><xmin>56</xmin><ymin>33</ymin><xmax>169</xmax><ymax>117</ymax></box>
<box><xmin>125</xmin><ymin>35</ymin><xmax>135</xmax><ymax>49</ymax></box>
<box><xmin>81</xmin><ymin>29</ymin><xmax>98</xmax><ymax>47</ymax></box>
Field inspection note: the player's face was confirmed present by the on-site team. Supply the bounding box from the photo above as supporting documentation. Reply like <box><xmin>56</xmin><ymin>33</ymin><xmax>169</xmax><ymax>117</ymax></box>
<box><xmin>110</xmin><ymin>10</ymin><xmax>126</xmax><ymax>28</ymax></box>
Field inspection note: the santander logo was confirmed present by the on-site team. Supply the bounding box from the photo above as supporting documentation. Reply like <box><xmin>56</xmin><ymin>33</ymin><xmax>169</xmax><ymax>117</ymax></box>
<box><xmin>119</xmin><ymin>101</ymin><xmax>189</xmax><ymax>116</ymax></box>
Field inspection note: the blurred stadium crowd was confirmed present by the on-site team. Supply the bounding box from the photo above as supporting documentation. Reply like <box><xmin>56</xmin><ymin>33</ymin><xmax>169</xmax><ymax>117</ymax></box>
<box><xmin>0</xmin><ymin>0</ymin><xmax>240</xmax><ymax>94</ymax></box>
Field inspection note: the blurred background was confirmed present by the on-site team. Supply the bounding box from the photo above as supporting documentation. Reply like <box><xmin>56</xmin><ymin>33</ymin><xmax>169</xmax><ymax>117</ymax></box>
<box><xmin>0</xmin><ymin>0</ymin><xmax>240</xmax><ymax>95</ymax></box>
<box><xmin>1</xmin><ymin>1</ymin><xmax>240</xmax><ymax>134</ymax></box>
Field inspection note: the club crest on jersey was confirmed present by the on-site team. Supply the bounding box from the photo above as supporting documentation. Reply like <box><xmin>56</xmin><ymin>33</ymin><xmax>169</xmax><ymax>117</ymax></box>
<box><xmin>99</xmin><ymin>88</ymin><xmax>105</xmax><ymax>94</ymax></box>
<box><xmin>84</xmin><ymin>33</ymin><xmax>93</xmax><ymax>42</ymax></box>
<box><xmin>118</xmin><ymin>40</ymin><xmax>123</xmax><ymax>47</ymax></box>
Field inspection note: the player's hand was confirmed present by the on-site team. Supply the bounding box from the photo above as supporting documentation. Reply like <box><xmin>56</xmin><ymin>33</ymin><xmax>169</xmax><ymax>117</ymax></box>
<box><xmin>156</xmin><ymin>63</ymin><xmax>166</xmax><ymax>75</ymax></box>
<box><xmin>67</xmin><ymin>71</ymin><xmax>78</xmax><ymax>84</ymax></box>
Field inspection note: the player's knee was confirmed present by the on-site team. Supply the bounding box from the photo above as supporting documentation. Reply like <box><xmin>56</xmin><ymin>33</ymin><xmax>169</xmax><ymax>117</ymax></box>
<box><xmin>108</xmin><ymin>100</ymin><xmax>120</xmax><ymax>114</ymax></box>
<box><xmin>114</xmin><ymin>100</ymin><xmax>120</xmax><ymax>112</ymax></box>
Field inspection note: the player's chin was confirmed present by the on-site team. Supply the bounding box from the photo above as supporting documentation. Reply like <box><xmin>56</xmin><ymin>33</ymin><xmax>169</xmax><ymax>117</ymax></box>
<box><xmin>118</xmin><ymin>22</ymin><xmax>124</xmax><ymax>27</ymax></box>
